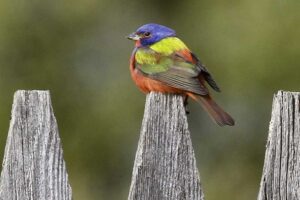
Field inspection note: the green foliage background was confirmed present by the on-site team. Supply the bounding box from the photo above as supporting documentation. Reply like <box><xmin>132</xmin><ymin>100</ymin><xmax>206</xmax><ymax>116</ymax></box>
<box><xmin>0</xmin><ymin>0</ymin><xmax>299</xmax><ymax>199</ymax></box>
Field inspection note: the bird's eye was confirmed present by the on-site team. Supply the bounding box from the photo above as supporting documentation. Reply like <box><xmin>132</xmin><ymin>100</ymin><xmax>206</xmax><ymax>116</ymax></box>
<box><xmin>144</xmin><ymin>32</ymin><xmax>151</xmax><ymax>37</ymax></box>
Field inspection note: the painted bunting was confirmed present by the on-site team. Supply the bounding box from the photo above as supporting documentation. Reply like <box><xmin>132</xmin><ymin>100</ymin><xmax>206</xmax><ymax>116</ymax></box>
<box><xmin>127</xmin><ymin>23</ymin><xmax>234</xmax><ymax>126</ymax></box>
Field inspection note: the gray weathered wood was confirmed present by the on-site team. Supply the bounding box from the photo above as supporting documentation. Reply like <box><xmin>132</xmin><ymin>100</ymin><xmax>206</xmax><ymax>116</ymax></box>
<box><xmin>258</xmin><ymin>91</ymin><xmax>300</xmax><ymax>200</ymax></box>
<box><xmin>0</xmin><ymin>90</ymin><xmax>72</xmax><ymax>200</ymax></box>
<box><xmin>128</xmin><ymin>92</ymin><xmax>204</xmax><ymax>200</ymax></box>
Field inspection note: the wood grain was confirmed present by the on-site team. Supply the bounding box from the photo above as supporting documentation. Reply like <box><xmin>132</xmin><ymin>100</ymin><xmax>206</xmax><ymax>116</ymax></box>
<box><xmin>128</xmin><ymin>92</ymin><xmax>204</xmax><ymax>200</ymax></box>
<box><xmin>258</xmin><ymin>91</ymin><xmax>300</xmax><ymax>200</ymax></box>
<box><xmin>0</xmin><ymin>90</ymin><xmax>72</xmax><ymax>200</ymax></box>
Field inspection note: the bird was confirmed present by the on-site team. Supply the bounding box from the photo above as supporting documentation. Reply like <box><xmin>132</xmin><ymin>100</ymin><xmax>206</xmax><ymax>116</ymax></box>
<box><xmin>127</xmin><ymin>23</ymin><xmax>234</xmax><ymax>126</ymax></box>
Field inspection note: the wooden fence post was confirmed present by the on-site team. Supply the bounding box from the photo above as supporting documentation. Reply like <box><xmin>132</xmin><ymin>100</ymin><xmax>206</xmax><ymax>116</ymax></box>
<box><xmin>0</xmin><ymin>90</ymin><xmax>72</xmax><ymax>200</ymax></box>
<box><xmin>128</xmin><ymin>92</ymin><xmax>205</xmax><ymax>200</ymax></box>
<box><xmin>258</xmin><ymin>91</ymin><xmax>300</xmax><ymax>200</ymax></box>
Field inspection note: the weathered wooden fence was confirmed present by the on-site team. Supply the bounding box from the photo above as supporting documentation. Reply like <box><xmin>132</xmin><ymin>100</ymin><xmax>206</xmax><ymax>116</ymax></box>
<box><xmin>0</xmin><ymin>91</ymin><xmax>72</xmax><ymax>200</ymax></box>
<box><xmin>128</xmin><ymin>93</ymin><xmax>204</xmax><ymax>200</ymax></box>
<box><xmin>0</xmin><ymin>90</ymin><xmax>299</xmax><ymax>200</ymax></box>
<box><xmin>257</xmin><ymin>91</ymin><xmax>300</xmax><ymax>200</ymax></box>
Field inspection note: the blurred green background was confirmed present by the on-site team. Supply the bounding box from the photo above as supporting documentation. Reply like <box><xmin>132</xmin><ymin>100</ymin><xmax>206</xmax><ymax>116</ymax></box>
<box><xmin>0</xmin><ymin>0</ymin><xmax>299</xmax><ymax>199</ymax></box>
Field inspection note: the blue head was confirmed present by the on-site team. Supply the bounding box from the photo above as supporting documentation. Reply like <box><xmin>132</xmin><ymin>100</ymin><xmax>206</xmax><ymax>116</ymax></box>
<box><xmin>128</xmin><ymin>23</ymin><xmax>176</xmax><ymax>47</ymax></box>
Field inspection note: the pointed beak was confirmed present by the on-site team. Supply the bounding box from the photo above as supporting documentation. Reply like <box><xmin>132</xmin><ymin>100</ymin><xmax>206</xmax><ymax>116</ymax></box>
<box><xmin>127</xmin><ymin>32</ymin><xmax>140</xmax><ymax>41</ymax></box>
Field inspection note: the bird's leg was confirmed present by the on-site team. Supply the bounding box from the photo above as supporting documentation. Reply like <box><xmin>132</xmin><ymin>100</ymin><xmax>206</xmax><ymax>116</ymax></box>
<box><xmin>183</xmin><ymin>95</ymin><xmax>190</xmax><ymax>114</ymax></box>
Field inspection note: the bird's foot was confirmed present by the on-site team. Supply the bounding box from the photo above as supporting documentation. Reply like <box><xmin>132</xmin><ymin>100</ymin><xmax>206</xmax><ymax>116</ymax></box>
<box><xmin>184</xmin><ymin>95</ymin><xmax>190</xmax><ymax>115</ymax></box>
<box><xmin>185</xmin><ymin>108</ymin><xmax>190</xmax><ymax>115</ymax></box>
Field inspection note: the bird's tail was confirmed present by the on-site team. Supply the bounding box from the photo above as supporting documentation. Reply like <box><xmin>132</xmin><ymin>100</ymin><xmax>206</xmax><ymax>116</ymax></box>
<box><xmin>188</xmin><ymin>93</ymin><xmax>235</xmax><ymax>126</ymax></box>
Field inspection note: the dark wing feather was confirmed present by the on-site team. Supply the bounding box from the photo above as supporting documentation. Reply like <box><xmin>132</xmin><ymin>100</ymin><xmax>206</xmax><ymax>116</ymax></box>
<box><xmin>136</xmin><ymin>59</ymin><xmax>208</xmax><ymax>95</ymax></box>
<box><xmin>150</xmin><ymin>68</ymin><xmax>208</xmax><ymax>95</ymax></box>
<box><xmin>191</xmin><ymin>52</ymin><xmax>221</xmax><ymax>92</ymax></box>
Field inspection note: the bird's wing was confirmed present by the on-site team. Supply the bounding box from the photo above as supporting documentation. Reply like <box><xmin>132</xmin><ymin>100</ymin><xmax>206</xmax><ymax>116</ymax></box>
<box><xmin>175</xmin><ymin>49</ymin><xmax>221</xmax><ymax>92</ymax></box>
<box><xmin>134</xmin><ymin>48</ymin><xmax>208</xmax><ymax>95</ymax></box>
<box><xmin>190</xmin><ymin>52</ymin><xmax>221</xmax><ymax>92</ymax></box>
